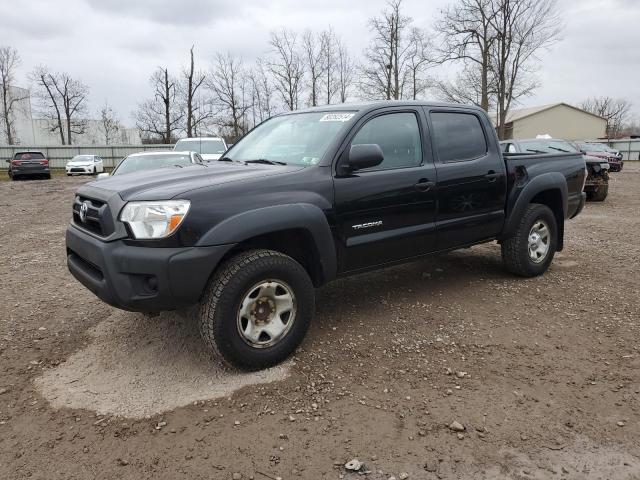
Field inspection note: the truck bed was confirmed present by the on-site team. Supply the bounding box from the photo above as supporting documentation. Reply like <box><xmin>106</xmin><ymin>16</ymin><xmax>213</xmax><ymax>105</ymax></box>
<box><xmin>503</xmin><ymin>151</ymin><xmax>586</xmax><ymax>221</ymax></box>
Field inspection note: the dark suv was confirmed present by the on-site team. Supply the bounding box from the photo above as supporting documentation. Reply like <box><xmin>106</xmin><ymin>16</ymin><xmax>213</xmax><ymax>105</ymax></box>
<box><xmin>7</xmin><ymin>151</ymin><xmax>51</xmax><ymax>180</ymax></box>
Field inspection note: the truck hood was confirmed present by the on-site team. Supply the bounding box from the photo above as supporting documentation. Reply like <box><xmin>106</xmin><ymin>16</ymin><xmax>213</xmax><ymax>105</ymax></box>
<box><xmin>85</xmin><ymin>162</ymin><xmax>304</xmax><ymax>201</ymax></box>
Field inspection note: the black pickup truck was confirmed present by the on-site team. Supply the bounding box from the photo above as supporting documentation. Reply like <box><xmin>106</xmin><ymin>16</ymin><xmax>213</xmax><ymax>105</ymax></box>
<box><xmin>66</xmin><ymin>101</ymin><xmax>586</xmax><ymax>370</ymax></box>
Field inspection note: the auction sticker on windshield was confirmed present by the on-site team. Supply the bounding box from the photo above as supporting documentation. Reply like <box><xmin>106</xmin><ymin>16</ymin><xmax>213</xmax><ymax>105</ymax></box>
<box><xmin>319</xmin><ymin>113</ymin><xmax>355</xmax><ymax>122</ymax></box>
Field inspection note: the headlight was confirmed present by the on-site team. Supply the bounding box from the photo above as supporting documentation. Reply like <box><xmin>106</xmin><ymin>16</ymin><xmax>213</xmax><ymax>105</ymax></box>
<box><xmin>120</xmin><ymin>200</ymin><xmax>190</xmax><ymax>239</ymax></box>
<box><xmin>600</xmin><ymin>163</ymin><xmax>610</xmax><ymax>169</ymax></box>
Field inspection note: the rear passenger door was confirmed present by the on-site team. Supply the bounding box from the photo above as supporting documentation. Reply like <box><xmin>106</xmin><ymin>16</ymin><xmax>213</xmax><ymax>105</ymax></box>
<box><xmin>334</xmin><ymin>108</ymin><xmax>438</xmax><ymax>272</ymax></box>
<box><xmin>426</xmin><ymin>109</ymin><xmax>507</xmax><ymax>250</ymax></box>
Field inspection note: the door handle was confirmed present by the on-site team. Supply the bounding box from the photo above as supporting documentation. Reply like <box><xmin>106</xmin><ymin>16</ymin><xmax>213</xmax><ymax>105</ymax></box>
<box><xmin>485</xmin><ymin>170</ymin><xmax>500</xmax><ymax>182</ymax></box>
<box><xmin>415</xmin><ymin>179</ymin><xmax>435</xmax><ymax>192</ymax></box>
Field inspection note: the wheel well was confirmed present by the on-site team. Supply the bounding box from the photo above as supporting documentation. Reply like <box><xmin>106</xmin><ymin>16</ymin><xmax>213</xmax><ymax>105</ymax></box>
<box><xmin>530</xmin><ymin>189</ymin><xmax>565</xmax><ymax>251</ymax></box>
<box><xmin>219</xmin><ymin>229</ymin><xmax>325</xmax><ymax>287</ymax></box>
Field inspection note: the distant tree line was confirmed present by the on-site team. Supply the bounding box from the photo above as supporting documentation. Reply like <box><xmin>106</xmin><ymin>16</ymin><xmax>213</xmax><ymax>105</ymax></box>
<box><xmin>0</xmin><ymin>0</ymin><xmax>638</xmax><ymax>145</ymax></box>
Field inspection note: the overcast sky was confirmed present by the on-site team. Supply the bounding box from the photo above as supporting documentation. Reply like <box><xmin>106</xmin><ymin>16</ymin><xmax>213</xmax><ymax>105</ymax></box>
<box><xmin>3</xmin><ymin>0</ymin><xmax>639</xmax><ymax>126</ymax></box>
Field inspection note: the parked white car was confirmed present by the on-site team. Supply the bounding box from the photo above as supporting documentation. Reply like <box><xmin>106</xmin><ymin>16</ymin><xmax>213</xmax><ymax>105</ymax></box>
<box><xmin>174</xmin><ymin>137</ymin><xmax>227</xmax><ymax>161</ymax></box>
<box><xmin>66</xmin><ymin>155</ymin><xmax>104</xmax><ymax>175</ymax></box>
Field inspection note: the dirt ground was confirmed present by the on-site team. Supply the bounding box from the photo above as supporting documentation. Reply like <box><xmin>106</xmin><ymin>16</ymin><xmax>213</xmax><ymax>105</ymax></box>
<box><xmin>1</xmin><ymin>166</ymin><xmax>639</xmax><ymax>480</ymax></box>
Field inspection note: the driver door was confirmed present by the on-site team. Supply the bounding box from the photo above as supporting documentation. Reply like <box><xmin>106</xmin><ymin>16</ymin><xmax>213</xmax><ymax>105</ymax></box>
<box><xmin>333</xmin><ymin>108</ymin><xmax>438</xmax><ymax>273</ymax></box>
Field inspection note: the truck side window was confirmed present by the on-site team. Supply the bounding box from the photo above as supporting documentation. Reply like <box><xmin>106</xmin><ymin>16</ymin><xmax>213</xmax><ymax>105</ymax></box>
<box><xmin>351</xmin><ymin>112</ymin><xmax>422</xmax><ymax>170</ymax></box>
<box><xmin>431</xmin><ymin>112</ymin><xmax>487</xmax><ymax>162</ymax></box>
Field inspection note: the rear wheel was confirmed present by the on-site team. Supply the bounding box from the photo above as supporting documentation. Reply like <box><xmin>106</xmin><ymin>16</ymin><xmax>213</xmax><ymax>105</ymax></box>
<box><xmin>589</xmin><ymin>183</ymin><xmax>608</xmax><ymax>202</ymax></box>
<box><xmin>501</xmin><ymin>204</ymin><xmax>557</xmax><ymax>277</ymax></box>
<box><xmin>199</xmin><ymin>249</ymin><xmax>315</xmax><ymax>370</ymax></box>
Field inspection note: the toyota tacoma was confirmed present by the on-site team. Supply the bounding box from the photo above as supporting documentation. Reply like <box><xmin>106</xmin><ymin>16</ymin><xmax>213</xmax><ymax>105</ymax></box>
<box><xmin>66</xmin><ymin>102</ymin><xmax>587</xmax><ymax>370</ymax></box>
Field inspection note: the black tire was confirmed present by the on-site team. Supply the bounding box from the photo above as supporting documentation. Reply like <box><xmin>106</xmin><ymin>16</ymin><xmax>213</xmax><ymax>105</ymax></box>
<box><xmin>67</xmin><ymin>173</ymin><xmax>71</xmax><ymax>176</ymax></box>
<box><xmin>199</xmin><ymin>249</ymin><xmax>315</xmax><ymax>370</ymax></box>
<box><xmin>46</xmin><ymin>174</ymin><xmax>51</xmax><ymax>180</ymax></box>
<box><xmin>589</xmin><ymin>183</ymin><xmax>608</xmax><ymax>202</ymax></box>
<box><xmin>501</xmin><ymin>204</ymin><xmax>557</xmax><ymax>277</ymax></box>
<box><xmin>93</xmin><ymin>167</ymin><xmax>96</xmax><ymax>175</ymax></box>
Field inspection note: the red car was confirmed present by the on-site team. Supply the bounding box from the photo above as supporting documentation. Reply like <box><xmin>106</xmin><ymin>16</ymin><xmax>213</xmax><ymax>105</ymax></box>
<box><xmin>576</xmin><ymin>142</ymin><xmax>624</xmax><ymax>172</ymax></box>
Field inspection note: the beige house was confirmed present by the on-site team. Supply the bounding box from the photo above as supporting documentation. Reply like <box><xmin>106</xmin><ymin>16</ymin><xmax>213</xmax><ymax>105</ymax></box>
<box><xmin>495</xmin><ymin>103</ymin><xmax>606</xmax><ymax>140</ymax></box>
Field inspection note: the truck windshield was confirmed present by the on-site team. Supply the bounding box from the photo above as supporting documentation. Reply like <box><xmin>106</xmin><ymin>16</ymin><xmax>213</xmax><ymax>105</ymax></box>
<box><xmin>225</xmin><ymin>112</ymin><xmax>355</xmax><ymax>166</ymax></box>
<box><xmin>114</xmin><ymin>154</ymin><xmax>193</xmax><ymax>175</ymax></box>
<box><xmin>520</xmin><ymin>140</ymin><xmax>579</xmax><ymax>154</ymax></box>
<box><xmin>579</xmin><ymin>143</ymin><xmax>608</xmax><ymax>152</ymax></box>
<box><xmin>175</xmin><ymin>139</ymin><xmax>226</xmax><ymax>154</ymax></box>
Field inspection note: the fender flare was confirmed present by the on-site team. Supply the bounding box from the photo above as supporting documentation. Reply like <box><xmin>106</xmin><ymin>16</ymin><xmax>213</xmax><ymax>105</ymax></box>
<box><xmin>502</xmin><ymin>172</ymin><xmax>568</xmax><ymax>240</ymax></box>
<box><xmin>196</xmin><ymin>203</ymin><xmax>337</xmax><ymax>282</ymax></box>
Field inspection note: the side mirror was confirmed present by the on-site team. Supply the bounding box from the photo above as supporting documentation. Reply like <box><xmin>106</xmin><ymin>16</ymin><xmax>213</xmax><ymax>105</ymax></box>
<box><xmin>5</xmin><ymin>159</ymin><xmax>9</xmax><ymax>163</ymax></box>
<box><xmin>96</xmin><ymin>172</ymin><xmax>110</xmax><ymax>179</ymax></box>
<box><xmin>340</xmin><ymin>144</ymin><xmax>384</xmax><ymax>175</ymax></box>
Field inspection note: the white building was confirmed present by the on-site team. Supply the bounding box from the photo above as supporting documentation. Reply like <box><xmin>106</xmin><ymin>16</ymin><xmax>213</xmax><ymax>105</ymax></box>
<box><xmin>2</xmin><ymin>85</ymin><xmax>140</xmax><ymax>146</ymax></box>
<box><xmin>492</xmin><ymin>103</ymin><xmax>607</xmax><ymax>140</ymax></box>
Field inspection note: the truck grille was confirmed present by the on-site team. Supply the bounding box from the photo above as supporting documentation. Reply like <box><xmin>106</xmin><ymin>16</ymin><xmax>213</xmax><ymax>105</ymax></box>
<box><xmin>72</xmin><ymin>195</ymin><xmax>115</xmax><ymax>237</ymax></box>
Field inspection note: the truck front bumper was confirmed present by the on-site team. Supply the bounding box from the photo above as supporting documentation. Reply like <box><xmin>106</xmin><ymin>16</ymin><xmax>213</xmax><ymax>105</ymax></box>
<box><xmin>66</xmin><ymin>225</ymin><xmax>233</xmax><ymax>312</ymax></box>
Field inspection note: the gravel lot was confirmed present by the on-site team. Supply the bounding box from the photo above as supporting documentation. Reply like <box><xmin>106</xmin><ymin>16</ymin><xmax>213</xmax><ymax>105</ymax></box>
<box><xmin>1</xmin><ymin>166</ymin><xmax>639</xmax><ymax>479</ymax></box>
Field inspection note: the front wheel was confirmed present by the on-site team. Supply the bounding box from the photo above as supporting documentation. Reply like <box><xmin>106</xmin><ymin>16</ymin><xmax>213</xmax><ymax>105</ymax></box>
<box><xmin>588</xmin><ymin>183</ymin><xmax>608</xmax><ymax>202</ymax></box>
<box><xmin>501</xmin><ymin>204</ymin><xmax>557</xmax><ymax>277</ymax></box>
<box><xmin>199</xmin><ymin>249</ymin><xmax>315</xmax><ymax>370</ymax></box>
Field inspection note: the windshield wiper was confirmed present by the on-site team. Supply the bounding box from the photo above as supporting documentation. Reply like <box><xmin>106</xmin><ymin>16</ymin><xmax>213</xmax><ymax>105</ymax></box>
<box><xmin>525</xmin><ymin>148</ymin><xmax>546</xmax><ymax>154</ymax></box>
<box><xmin>173</xmin><ymin>164</ymin><xmax>184</xmax><ymax>168</ymax></box>
<box><xmin>548</xmin><ymin>146</ymin><xmax>570</xmax><ymax>153</ymax></box>
<box><xmin>245</xmin><ymin>159</ymin><xmax>288</xmax><ymax>166</ymax></box>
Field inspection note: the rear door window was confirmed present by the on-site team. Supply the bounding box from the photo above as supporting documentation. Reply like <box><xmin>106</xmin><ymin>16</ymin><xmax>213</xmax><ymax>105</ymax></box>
<box><xmin>430</xmin><ymin>112</ymin><xmax>487</xmax><ymax>162</ymax></box>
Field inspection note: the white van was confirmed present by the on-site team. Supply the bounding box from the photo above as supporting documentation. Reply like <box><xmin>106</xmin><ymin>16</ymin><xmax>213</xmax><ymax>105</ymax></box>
<box><xmin>174</xmin><ymin>137</ymin><xmax>227</xmax><ymax>161</ymax></box>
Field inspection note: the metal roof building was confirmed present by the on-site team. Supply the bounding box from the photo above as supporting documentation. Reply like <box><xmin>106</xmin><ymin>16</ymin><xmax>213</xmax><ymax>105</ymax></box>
<box><xmin>493</xmin><ymin>103</ymin><xmax>607</xmax><ymax>140</ymax></box>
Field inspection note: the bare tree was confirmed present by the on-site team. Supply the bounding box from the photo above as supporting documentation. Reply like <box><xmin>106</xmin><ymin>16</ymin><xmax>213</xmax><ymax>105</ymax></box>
<box><xmin>336</xmin><ymin>37</ymin><xmax>355</xmax><ymax>103</ymax></box>
<box><xmin>135</xmin><ymin>67</ymin><xmax>182</xmax><ymax>143</ymax></box>
<box><xmin>303</xmin><ymin>31</ymin><xmax>325</xmax><ymax>107</ymax></box>
<box><xmin>580</xmin><ymin>97</ymin><xmax>632</xmax><ymax>139</ymax></box>
<box><xmin>431</xmin><ymin>63</ymin><xmax>493</xmax><ymax>107</ymax></box>
<box><xmin>98</xmin><ymin>102</ymin><xmax>121</xmax><ymax>144</ymax></box>
<box><xmin>189</xmin><ymin>95</ymin><xmax>216</xmax><ymax>137</ymax></box>
<box><xmin>208</xmin><ymin>52</ymin><xmax>251</xmax><ymax>140</ymax></box>
<box><xmin>31</xmin><ymin>66</ymin><xmax>89</xmax><ymax>145</ymax></box>
<box><xmin>619</xmin><ymin>118</ymin><xmax>640</xmax><ymax>138</ymax></box>
<box><xmin>405</xmin><ymin>28</ymin><xmax>434</xmax><ymax>100</ymax></box>
<box><xmin>181</xmin><ymin>45</ymin><xmax>207</xmax><ymax>137</ymax></box>
<box><xmin>0</xmin><ymin>46</ymin><xmax>27</xmax><ymax>144</ymax></box>
<box><xmin>269</xmin><ymin>29</ymin><xmax>305</xmax><ymax>110</ymax></box>
<box><xmin>320</xmin><ymin>29</ymin><xmax>340</xmax><ymax>104</ymax></box>
<box><xmin>360</xmin><ymin>0</ymin><xmax>414</xmax><ymax>100</ymax></box>
<box><xmin>436</xmin><ymin>0</ymin><xmax>498</xmax><ymax>111</ymax></box>
<box><xmin>31</xmin><ymin>66</ymin><xmax>64</xmax><ymax>144</ymax></box>
<box><xmin>490</xmin><ymin>0</ymin><xmax>561</xmax><ymax>139</ymax></box>
<box><xmin>249</xmin><ymin>59</ymin><xmax>276</xmax><ymax>125</ymax></box>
